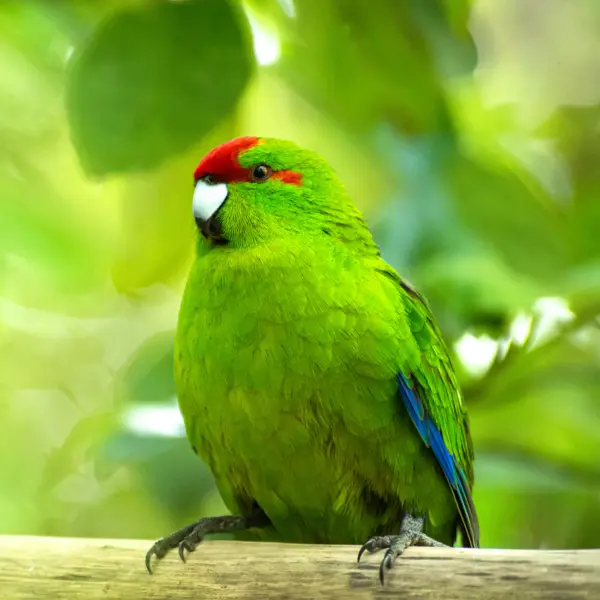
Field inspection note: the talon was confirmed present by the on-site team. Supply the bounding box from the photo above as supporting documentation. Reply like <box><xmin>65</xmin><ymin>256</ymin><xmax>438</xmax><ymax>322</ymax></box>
<box><xmin>178</xmin><ymin>541</ymin><xmax>188</xmax><ymax>562</ymax></box>
<box><xmin>357</xmin><ymin>538</ymin><xmax>375</xmax><ymax>564</ymax></box>
<box><xmin>144</xmin><ymin>512</ymin><xmax>266</xmax><ymax>573</ymax></box>
<box><xmin>145</xmin><ymin>541</ymin><xmax>167</xmax><ymax>575</ymax></box>
<box><xmin>378</xmin><ymin>543</ymin><xmax>403</xmax><ymax>584</ymax></box>
<box><xmin>361</xmin><ymin>513</ymin><xmax>448</xmax><ymax>585</ymax></box>
<box><xmin>379</xmin><ymin>552</ymin><xmax>392</xmax><ymax>585</ymax></box>
<box><xmin>357</xmin><ymin>535</ymin><xmax>392</xmax><ymax>564</ymax></box>
<box><xmin>145</xmin><ymin>548</ymin><xmax>155</xmax><ymax>575</ymax></box>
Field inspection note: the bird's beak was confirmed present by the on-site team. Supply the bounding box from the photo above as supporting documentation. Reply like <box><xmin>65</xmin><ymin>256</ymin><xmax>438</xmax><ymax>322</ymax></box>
<box><xmin>192</xmin><ymin>180</ymin><xmax>228</xmax><ymax>242</ymax></box>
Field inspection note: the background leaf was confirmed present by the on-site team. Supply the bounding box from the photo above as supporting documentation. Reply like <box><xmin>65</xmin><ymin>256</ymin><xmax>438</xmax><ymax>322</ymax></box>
<box><xmin>2</xmin><ymin>0</ymin><xmax>599</xmax><ymax>551</ymax></box>
<box><xmin>66</xmin><ymin>0</ymin><xmax>254</xmax><ymax>175</ymax></box>
<box><xmin>116</xmin><ymin>330</ymin><xmax>175</xmax><ymax>406</ymax></box>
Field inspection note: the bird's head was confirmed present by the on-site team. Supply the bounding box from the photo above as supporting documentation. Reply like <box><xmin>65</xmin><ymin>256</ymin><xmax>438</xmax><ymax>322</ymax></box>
<box><xmin>191</xmin><ymin>136</ymin><xmax>365</xmax><ymax>249</ymax></box>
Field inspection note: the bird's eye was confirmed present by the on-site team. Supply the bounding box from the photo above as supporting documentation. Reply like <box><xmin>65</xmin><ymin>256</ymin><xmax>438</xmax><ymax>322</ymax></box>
<box><xmin>251</xmin><ymin>164</ymin><xmax>272</xmax><ymax>182</ymax></box>
<box><xmin>203</xmin><ymin>174</ymin><xmax>215</xmax><ymax>185</ymax></box>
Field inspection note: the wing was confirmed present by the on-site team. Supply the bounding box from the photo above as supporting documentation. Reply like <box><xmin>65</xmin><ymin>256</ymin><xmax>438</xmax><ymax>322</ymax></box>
<box><xmin>383</xmin><ymin>268</ymin><xmax>480</xmax><ymax>547</ymax></box>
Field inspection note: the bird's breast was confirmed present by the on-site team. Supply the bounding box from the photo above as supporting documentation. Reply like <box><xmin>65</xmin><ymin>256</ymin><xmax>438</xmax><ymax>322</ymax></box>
<box><xmin>174</xmin><ymin>244</ymin><xmax>401</xmax><ymax>454</ymax></box>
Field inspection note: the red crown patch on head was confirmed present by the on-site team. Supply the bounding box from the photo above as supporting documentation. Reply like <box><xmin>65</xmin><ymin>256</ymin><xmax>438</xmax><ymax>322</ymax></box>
<box><xmin>193</xmin><ymin>136</ymin><xmax>303</xmax><ymax>186</ymax></box>
<box><xmin>194</xmin><ymin>137</ymin><xmax>260</xmax><ymax>183</ymax></box>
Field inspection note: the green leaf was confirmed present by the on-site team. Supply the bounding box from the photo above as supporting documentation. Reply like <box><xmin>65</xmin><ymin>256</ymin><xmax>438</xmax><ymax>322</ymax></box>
<box><xmin>563</xmin><ymin>261</ymin><xmax>600</xmax><ymax>316</ymax></box>
<box><xmin>110</xmin><ymin>157</ymin><xmax>195</xmax><ymax>293</ymax></box>
<box><xmin>1</xmin><ymin>177</ymin><xmax>104</xmax><ymax>294</ymax></box>
<box><xmin>275</xmin><ymin>0</ymin><xmax>446</xmax><ymax>133</ymax></box>
<box><xmin>38</xmin><ymin>412</ymin><xmax>116</xmax><ymax>494</ymax></box>
<box><xmin>66</xmin><ymin>0</ymin><xmax>253</xmax><ymax>176</ymax></box>
<box><xmin>443</xmin><ymin>153</ymin><xmax>569</xmax><ymax>282</ymax></box>
<box><xmin>99</xmin><ymin>433</ymin><xmax>215</xmax><ymax>522</ymax></box>
<box><xmin>469</xmin><ymin>349</ymin><xmax>600</xmax><ymax>476</ymax></box>
<box><xmin>416</xmin><ymin>249</ymin><xmax>542</xmax><ymax>338</ymax></box>
<box><xmin>475</xmin><ymin>452</ymin><xmax>600</xmax><ymax>549</ymax></box>
<box><xmin>115</xmin><ymin>331</ymin><xmax>176</xmax><ymax>406</ymax></box>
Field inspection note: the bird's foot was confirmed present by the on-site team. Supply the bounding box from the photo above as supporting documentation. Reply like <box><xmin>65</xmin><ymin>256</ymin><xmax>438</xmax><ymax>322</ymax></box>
<box><xmin>357</xmin><ymin>513</ymin><xmax>448</xmax><ymax>584</ymax></box>
<box><xmin>145</xmin><ymin>512</ymin><xmax>267</xmax><ymax>574</ymax></box>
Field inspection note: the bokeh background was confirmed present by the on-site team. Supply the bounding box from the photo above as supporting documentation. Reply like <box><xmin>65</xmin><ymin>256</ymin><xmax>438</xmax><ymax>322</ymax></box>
<box><xmin>2</xmin><ymin>0</ymin><xmax>599</xmax><ymax>550</ymax></box>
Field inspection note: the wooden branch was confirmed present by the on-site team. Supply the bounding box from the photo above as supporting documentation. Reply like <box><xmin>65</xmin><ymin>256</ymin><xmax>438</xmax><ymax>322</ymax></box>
<box><xmin>0</xmin><ymin>535</ymin><xmax>598</xmax><ymax>599</ymax></box>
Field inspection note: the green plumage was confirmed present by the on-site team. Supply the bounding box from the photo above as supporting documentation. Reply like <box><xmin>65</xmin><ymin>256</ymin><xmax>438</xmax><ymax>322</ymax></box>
<box><xmin>174</xmin><ymin>138</ymin><xmax>478</xmax><ymax>548</ymax></box>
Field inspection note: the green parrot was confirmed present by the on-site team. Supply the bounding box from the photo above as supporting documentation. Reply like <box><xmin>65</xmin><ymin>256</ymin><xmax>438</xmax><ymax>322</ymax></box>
<box><xmin>146</xmin><ymin>136</ymin><xmax>479</xmax><ymax>581</ymax></box>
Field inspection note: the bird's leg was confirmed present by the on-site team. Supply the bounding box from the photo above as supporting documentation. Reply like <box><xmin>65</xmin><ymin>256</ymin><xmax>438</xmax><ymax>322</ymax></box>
<box><xmin>145</xmin><ymin>508</ymin><xmax>270</xmax><ymax>574</ymax></box>
<box><xmin>357</xmin><ymin>513</ymin><xmax>448</xmax><ymax>584</ymax></box>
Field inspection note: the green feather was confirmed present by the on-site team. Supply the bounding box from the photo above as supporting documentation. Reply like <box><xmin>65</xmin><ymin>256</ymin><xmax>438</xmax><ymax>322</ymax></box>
<box><xmin>176</xmin><ymin>137</ymin><xmax>479</xmax><ymax>546</ymax></box>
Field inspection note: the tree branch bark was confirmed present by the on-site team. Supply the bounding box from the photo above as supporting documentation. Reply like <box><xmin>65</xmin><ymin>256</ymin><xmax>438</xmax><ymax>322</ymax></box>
<box><xmin>1</xmin><ymin>535</ymin><xmax>598</xmax><ymax>599</ymax></box>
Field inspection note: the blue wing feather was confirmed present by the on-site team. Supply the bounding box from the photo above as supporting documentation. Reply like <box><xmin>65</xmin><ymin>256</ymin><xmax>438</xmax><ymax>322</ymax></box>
<box><xmin>397</xmin><ymin>372</ymin><xmax>479</xmax><ymax>547</ymax></box>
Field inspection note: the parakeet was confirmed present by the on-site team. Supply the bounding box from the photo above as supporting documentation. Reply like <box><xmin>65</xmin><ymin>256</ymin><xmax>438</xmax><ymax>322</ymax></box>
<box><xmin>146</xmin><ymin>136</ymin><xmax>479</xmax><ymax>582</ymax></box>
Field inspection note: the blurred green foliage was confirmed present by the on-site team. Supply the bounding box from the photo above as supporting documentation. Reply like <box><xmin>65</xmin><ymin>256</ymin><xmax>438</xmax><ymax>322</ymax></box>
<box><xmin>1</xmin><ymin>0</ymin><xmax>599</xmax><ymax>550</ymax></box>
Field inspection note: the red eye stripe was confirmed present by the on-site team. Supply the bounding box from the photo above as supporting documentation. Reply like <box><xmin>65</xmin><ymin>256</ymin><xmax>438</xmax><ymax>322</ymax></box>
<box><xmin>273</xmin><ymin>170</ymin><xmax>303</xmax><ymax>186</ymax></box>
<box><xmin>193</xmin><ymin>137</ymin><xmax>303</xmax><ymax>186</ymax></box>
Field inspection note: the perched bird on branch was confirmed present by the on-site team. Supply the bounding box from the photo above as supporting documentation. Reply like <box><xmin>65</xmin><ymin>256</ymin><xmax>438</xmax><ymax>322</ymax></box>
<box><xmin>146</xmin><ymin>137</ymin><xmax>480</xmax><ymax>583</ymax></box>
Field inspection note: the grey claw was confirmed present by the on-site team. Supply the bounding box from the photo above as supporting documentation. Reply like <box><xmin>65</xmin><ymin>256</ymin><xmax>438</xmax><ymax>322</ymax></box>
<box><xmin>178</xmin><ymin>541</ymin><xmax>187</xmax><ymax>562</ymax></box>
<box><xmin>145</xmin><ymin>549</ymin><xmax>154</xmax><ymax>575</ymax></box>
<box><xmin>357</xmin><ymin>538</ymin><xmax>375</xmax><ymax>564</ymax></box>
<box><xmin>379</xmin><ymin>549</ymin><xmax>394</xmax><ymax>585</ymax></box>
